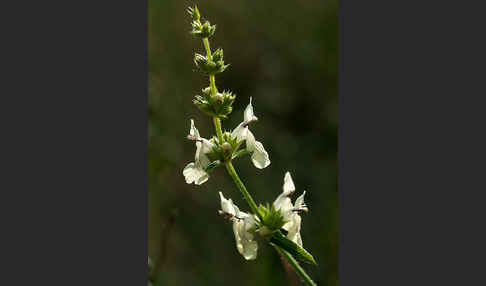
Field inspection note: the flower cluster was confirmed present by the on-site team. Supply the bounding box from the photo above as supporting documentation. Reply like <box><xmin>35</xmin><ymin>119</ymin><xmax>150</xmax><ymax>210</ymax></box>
<box><xmin>194</xmin><ymin>49</ymin><xmax>229</xmax><ymax>75</ymax></box>
<box><xmin>194</xmin><ymin>87</ymin><xmax>235</xmax><ymax>118</ymax></box>
<box><xmin>183</xmin><ymin>98</ymin><xmax>269</xmax><ymax>185</ymax></box>
<box><xmin>187</xmin><ymin>6</ymin><xmax>216</xmax><ymax>38</ymax></box>
<box><xmin>272</xmin><ymin>172</ymin><xmax>308</xmax><ymax>246</ymax></box>
<box><xmin>219</xmin><ymin>172</ymin><xmax>308</xmax><ymax>260</ymax></box>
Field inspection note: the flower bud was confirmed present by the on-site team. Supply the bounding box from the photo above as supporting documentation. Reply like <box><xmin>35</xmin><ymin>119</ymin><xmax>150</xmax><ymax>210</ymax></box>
<box><xmin>221</xmin><ymin>142</ymin><xmax>233</xmax><ymax>161</ymax></box>
<box><xmin>194</xmin><ymin>53</ymin><xmax>207</xmax><ymax>67</ymax></box>
<box><xmin>187</xmin><ymin>6</ymin><xmax>200</xmax><ymax>21</ymax></box>
<box><xmin>193</xmin><ymin>21</ymin><xmax>215</xmax><ymax>38</ymax></box>
<box><xmin>221</xmin><ymin>142</ymin><xmax>232</xmax><ymax>152</ymax></box>
<box><xmin>212</xmin><ymin>48</ymin><xmax>224</xmax><ymax>62</ymax></box>
<box><xmin>193</xmin><ymin>53</ymin><xmax>228</xmax><ymax>75</ymax></box>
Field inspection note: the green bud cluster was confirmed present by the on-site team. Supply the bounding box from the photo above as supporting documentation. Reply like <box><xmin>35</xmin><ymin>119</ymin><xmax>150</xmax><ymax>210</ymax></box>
<box><xmin>188</xmin><ymin>6</ymin><xmax>232</xmax><ymax>119</ymax></box>
<box><xmin>193</xmin><ymin>51</ymin><xmax>229</xmax><ymax>75</ymax></box>
<box><xmin>193</xmin><ymin>87</ymin><xmax>236</xmax><ymax>119</ymax></box>
<box><xmin>256</xmin><ymin>203</ymin><xmax>288</xmax><ymax>237</ymax></box>
<box><xmin>188</xmin><ymin>6</ymin><xmax>216</xmax><ymax>38</ymax></box>
<box><xmin>192</xmin><ymin>21</ymin><xmax>216</xmax><ymax>38</ymax></box>
<box><xmin>207</xmin><ymin>132</ymin><xmax>242</xmax><ymax>162</ymax></box>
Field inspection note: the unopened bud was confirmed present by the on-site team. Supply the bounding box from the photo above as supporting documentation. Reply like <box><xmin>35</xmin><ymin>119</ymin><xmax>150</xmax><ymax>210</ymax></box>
<box><xmin>191</xmin><ymin>6</ymin><xmax>200</xmax><ymax>21</ymax></box>
<box><xmin>221</xmin><ymin>142</ymin><xmax>232</xmax><ymax>152</ymax></box>
<box><xmin>199</xmin><ymin>21</ymin><xmax>216</xmax><ymax>38</ymax></box>
<box><xmin>187</xmin><ymin>6</ymin><xmax>200</xmax><ymax>21</ymax></box>
<box><xmin>212</xmin><ymin>48</ymin><xmax>224</xmax><ymax>62</ymax></box>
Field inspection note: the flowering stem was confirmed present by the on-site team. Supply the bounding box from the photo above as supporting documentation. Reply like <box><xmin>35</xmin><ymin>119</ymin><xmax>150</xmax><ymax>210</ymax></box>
<box><xmin>272</xmin><ymin>244</ymin><xmax>317</xmax><ymax>286</ymax></box>
<box><xmin>224</xmin><ymin>161</ymin><xmax>263</xmax><ymax>221</ymax></box>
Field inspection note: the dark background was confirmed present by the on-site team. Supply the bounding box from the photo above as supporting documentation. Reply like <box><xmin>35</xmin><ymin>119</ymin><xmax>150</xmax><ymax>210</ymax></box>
<box><xmin>3</xmin><ymin>1</ymin><xmax>486</xmax><ymax>286</ymax></box>
<box><xmin>149</xmin><ymin>0</ymin><xmax>338</xmax><ymax>285</ymax></box>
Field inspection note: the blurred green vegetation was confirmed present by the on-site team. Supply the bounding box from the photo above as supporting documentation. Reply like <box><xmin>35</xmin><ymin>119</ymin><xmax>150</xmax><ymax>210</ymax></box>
<box><xmin>149</xmin><ymin>1</ymin><xmax>338</xmax><ymax>285</ymax></box>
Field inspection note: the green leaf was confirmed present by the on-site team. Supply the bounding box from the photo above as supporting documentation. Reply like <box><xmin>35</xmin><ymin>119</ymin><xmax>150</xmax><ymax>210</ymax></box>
<box><xmin>272</xmin><ymin>243</ymin><xmax>317</xmax><ymax>286</ymax></box>
<box><xmin>270</xmin><ymin>231</ymin><xmax>317</xmax><ymax>265</ymax></box>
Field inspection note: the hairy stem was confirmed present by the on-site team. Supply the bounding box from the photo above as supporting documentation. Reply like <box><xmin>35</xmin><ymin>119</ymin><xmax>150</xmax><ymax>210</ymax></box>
<box><xmin>272</xmin><ymin>244</ymin><xmax>317</xmax><ymax>286</ymax></box>
<box><xmin>225</xmin><ymin>161</ymin><xmax>263</xmax><ymax>221</ymax></box>
<box><xmin>213</xmin><ymin>116</ymin><xmax>224</xmax><ymax>143</ymax></box>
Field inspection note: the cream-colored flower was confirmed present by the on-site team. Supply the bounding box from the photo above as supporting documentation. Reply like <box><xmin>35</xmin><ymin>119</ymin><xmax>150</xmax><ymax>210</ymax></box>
<box><xmin>231</xmin><ymin>98</ymin><xmax>270</xmax><ymax>169</ymax></box>
<box><xmin>272</xmin><ymin>172</ymin><xmax>308</xmax><ymax>247</ymax></box>
<box><xmin>219</xmin><ymin>192</ymin><xmax>258</xmax><ymax>260</ymax></box>
<box><xmin>183</xmin><ymin>119</ymin><xmax>215</xmax><ymax>185</ymax></box>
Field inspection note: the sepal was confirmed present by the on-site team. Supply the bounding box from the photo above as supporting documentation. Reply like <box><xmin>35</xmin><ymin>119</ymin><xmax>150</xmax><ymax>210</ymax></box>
<box><xmin>193</xmin><ymin>52</ymin><xmax>229</xmax><ymax>75</ymax></box>
<box><xmin>190</xmin><ymin>20</ymin><xmax>216</xmax><ymax>38</ymax></box>
<box><xmin>193</xmin><ymin>88</ymin><xmax>236</xmax><ymax>118</ymax></box>
<box><xmin>186</xmin><ymin>6</ymin><xmax>200</xmax><ymax>21</ymax></box>
<box><xmin>255</xmin><ymin>203</ymin><xmax>288</xmax><ymax>237</ymax></box>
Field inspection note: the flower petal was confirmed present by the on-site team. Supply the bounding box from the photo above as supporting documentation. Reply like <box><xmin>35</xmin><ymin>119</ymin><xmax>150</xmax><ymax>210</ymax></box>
<box><xmin>233</xmin><ymin>217</ymin><xmax>258</xmax><ymax>260</ymax></box>
<box><xmin>286</xmin><ymin>214</ymin><xmax>303</xmax><ymax>247</ymax></box>
<box><xmin>283</xmin><ymin>172</ymin><xmax>295</xmax><ymax>196</ymax></box>
<box><xmin>245</xmin><ymin>130</ymin><xmax>270</xmax><ymax>169</ymax></box>
<box><xmin>244</xmin><ymin>97</ymin><xmax>258</xmax><ymax>123</ymax></box>
<box><xmin>273</xmin><ymin>194</ymin><xmax>293</xmax><ymax>220</ymax></box>
<box><xmin>189</xmin><ymin>120</ymin><xmax>213</xmax><ymax>153</ymax></box>
<box><xmin>231</xmin><ymin>122</ymin><xmax>248</xmax><ymax>142</ymax></box>
<box><xmin>219</xmin><ymin>192</ymin><xmax>236</xmax><ymax>216</ymax></box>
<box><xmin>183</xmin><ymin>162</ymin><xmax>208</xmax><ymax>185</ymax></box>
<box><xmin>200</xmin><ymin>138</ymin><xmax>214</xmax><ymax>155</ymax></box>
<box><xmin>189</xmin><ymin>119</ymin><xmax>200</xmax><ymax>139</ymax></box>
<box><xmin>195</xmin><ymin>172</ymin><xmax>209</xmax><ymax>185</ymax></box>
<box><xmin>195</xmin><ymin>142</ymin><xmax>211</xmax><ymax>168</ymax></box>
<box><xmin>294</xmin><ymin>191</ymin><xmax>308</xmax><ymax>212</ymax></box>
<box><xmin>245</xmin><ymin>130</ymin><xmax>256</xmax><ymax>150</ymax></box>
<box><xmin>250</xmin><ymin>141</ymin><xmax>270</xmax><ymax>169</ymax></box>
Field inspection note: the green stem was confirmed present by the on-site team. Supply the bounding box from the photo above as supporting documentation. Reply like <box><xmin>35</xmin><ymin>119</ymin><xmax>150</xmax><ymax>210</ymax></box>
<box><xmin>224</xmin><ymin>161</ymin><xmax>263</xmax><ymax>221</ymax></box>
<box><xmin>209</xmin><ymin>75</ymin><xmax>217</xmax><ymax>95</ymax></box>
<box><xmin>202</xmin><ymin>36</ymin><xmax>221</xmax><ymax>143</ymax></box>
<box><xmin>202</xmin><ymin>38</ymin><xmax>212</xmax><ymax>59</ymax></box>
<box><xmin>213</xmin><ymin>117</ymin><xmax>224</xmax><ymax>144</ymax></box>
<box><xmin>272</xmin><ymin>244</ymin><xmax>317</xmax><ymax>286</ymax></box>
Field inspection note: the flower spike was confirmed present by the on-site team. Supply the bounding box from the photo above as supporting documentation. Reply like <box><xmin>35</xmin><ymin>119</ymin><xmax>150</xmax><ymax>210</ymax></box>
<box><xmin>183</xmin><ymin>7</ymin><xmax>317</xmax><ymax>285</ymax></box>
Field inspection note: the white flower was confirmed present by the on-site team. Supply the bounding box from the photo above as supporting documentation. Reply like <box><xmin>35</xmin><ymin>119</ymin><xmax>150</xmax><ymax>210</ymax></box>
<box><xmin>231</xmin><ymin>97</ymin><xmax>270</xmax><ymax>169</ymax></box>
<box><xmin>183</xmin><ymin>119</ymin><xmax>215</xmax><ymax>185</ymax></box>
<box><xmin>219</xmin><ymin>192</ymin><xmax>258</xmax><ymax>260</ymax></box>
<box><xmin>219</xmin><ymin>191</ymin><xmax>237</xmax><ymax>216</ymax></box>
<box><xmin>272</xmin><ymin>172</ymin><xmax>308</xmax><ymax>247</ymax></box>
